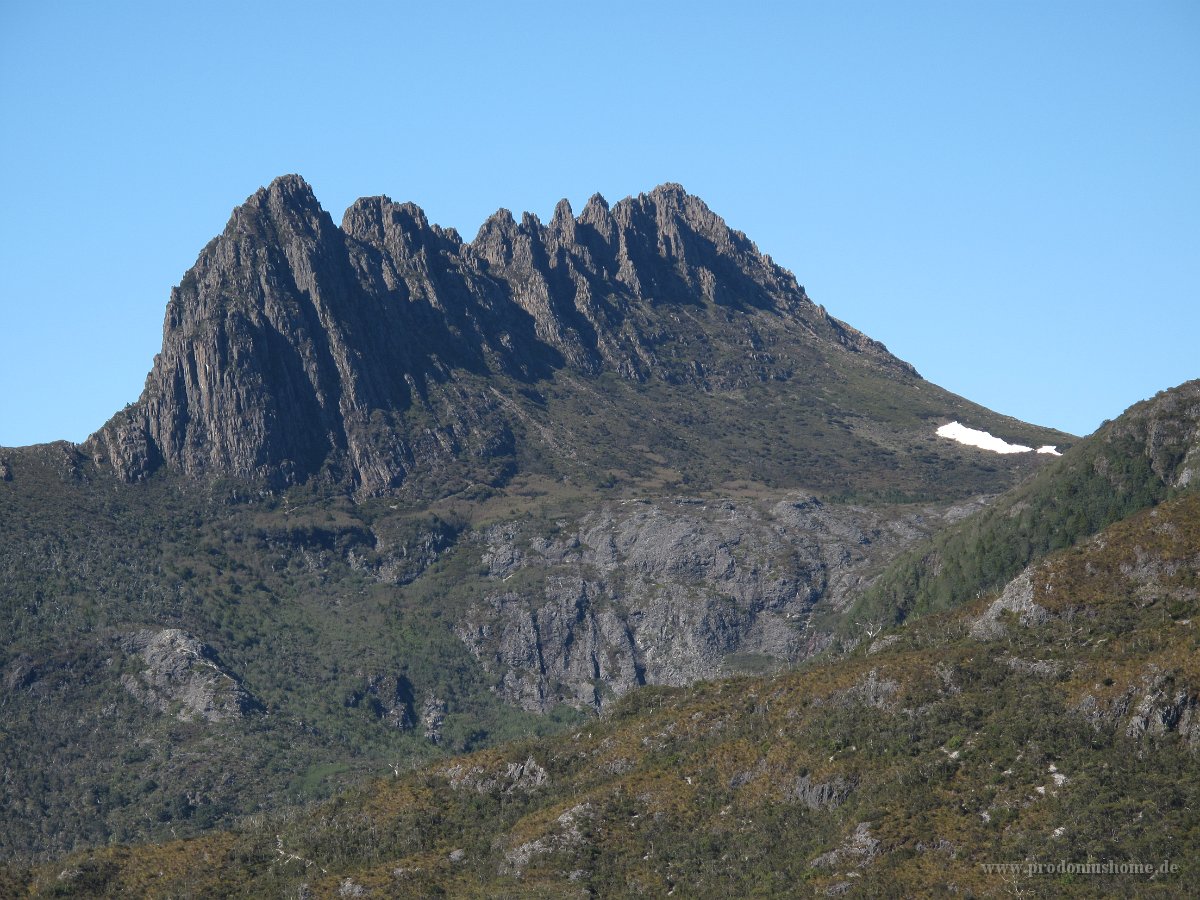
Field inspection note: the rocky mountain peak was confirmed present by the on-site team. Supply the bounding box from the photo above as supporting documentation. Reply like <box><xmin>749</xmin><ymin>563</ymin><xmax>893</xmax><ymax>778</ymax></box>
<box><xmin>84</xmin><ymin>176</ymin><xmax>925</xmax><ymax>493</ymax></box>
<box><xmin>230</xmin><ymin>173</ymin><xmax>327</xmax><ymax>238</ymax></box>
<box><xmin>341</xmin><ymin>195</ymin><xmax>453</xmax><ymax>270</ymax></box>
<box><xmin>264</xmin><ymin>172</ymin><xmax>320</xmax><ymax>206</ymax></box>
<box><xmin>549</xmin><ymin>198</ymin><xmax>575</xmax><ymax>240</ymax></box>
<box><xmin>613</xmin><ymin>183</ymin><xmax>732</xmax><ymax>242</ymax></box>
<box><xmin>520</xmin><ymin>211</ymin><xmax>542</xmax><ymax>233</ymax></box>
<box><xmin>342</xmin><ymin>194</ymin><xmax>431</xmax><ymax>236</ymax></box>
<box><xmin>471</xmin><ymin>208</ymin><xmax>522</xmax><ymax>268</ymax></box>
<box><xmin>579</xmin><ymin>192</ymin><xmax>614</xmax><ymax>237</ymax></box>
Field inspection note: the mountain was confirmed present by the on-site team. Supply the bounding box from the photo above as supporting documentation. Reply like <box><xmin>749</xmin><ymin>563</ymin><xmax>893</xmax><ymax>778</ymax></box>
<box><xmin>83</xmin><ymin>175</ymin><xmax>1064</xmax><ymax>500</ymax></box>
<box><xmin>0</xmin><ymin>177</ymin><xmax>1071</xmax><ymax>861</ymax></box>
<box><xmin>9</xmin><ymin>382</ymin><xmax>1197</xmax><ymax>898</ymax></box>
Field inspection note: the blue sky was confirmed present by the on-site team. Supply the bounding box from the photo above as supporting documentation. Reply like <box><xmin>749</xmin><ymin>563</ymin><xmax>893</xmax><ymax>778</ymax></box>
<box><xmin>1</xmin><ymin>1</ymin><xmax>1196</xmax><ymax>445</ymax></box>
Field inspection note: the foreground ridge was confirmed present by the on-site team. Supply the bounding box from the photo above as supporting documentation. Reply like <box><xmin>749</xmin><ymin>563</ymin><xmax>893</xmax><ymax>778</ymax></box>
<box><xmin>15</xmin><ymin>486</ymin><xmax>1200</xmax><ymax>896</ymax></box>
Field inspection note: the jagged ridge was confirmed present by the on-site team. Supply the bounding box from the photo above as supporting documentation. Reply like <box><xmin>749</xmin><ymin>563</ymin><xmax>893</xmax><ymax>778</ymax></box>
<box><xmin>85</xmin><ymin>176</ymin><xmax>913</xmax><ymax>493</ymax></box>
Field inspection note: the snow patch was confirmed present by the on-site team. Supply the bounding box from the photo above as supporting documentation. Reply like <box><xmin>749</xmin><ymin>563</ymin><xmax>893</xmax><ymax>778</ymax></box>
<box><xmin>936</xmin><ymin>422</ymin><xmax>1032</xmax><ymax>454</ymax></box>
<box><xmin>937</xmin><ymin>421</ymin><xmax>1058</xmax><ymax>456</ymax></box>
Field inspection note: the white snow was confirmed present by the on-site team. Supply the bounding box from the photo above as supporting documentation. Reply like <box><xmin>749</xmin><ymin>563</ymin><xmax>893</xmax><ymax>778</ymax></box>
<box><xmin>936</xmin><ymin>422</ymin><xmax>1062</xmax><ymax>457</ymax></box>
<box><xmin>936</xmin><ymin>422</ymin><xmax>1034</xmax><ymax>455</ymax></box>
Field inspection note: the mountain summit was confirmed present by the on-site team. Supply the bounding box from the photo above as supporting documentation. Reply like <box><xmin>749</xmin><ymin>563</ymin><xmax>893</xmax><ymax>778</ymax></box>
<box><xmin>84</xmin><ymin>176</ymin><xmax>1054</xmax><ymax>498</ymax></box>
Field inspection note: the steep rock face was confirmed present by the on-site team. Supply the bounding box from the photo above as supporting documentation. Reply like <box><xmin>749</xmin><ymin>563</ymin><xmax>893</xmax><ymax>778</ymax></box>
<box><xmin>84</xmin><ymin>176</ymin><xmax>920</xmax><ymax>493</ymax></box>
<box><xmin>88</xmin><ymin>178</ymin><xmax>518</xmax><ymax>493</ymax></box>
<box><xmin>456</xmin><ymin>495</ymin><xmax>972</xmax><ymax>711</ymax></box>
<box><xmin>1122</xmin><ymin>672</ymin><xmax>1200</xmax><ymax>747</ymax></box>
<box><xmin>95</xmin><ymin>179</ymin><xmax>355</xmax><ymax>484</ymax></box>
<box><xmin>421</xmin><ymin>695</ymin><xmax>448</xmax><ymax>744</ymax></box>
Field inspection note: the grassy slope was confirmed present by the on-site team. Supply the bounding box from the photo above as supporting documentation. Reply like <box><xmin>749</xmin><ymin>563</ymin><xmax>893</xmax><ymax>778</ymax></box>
<box><xmin>15</xmin><ymin>492</ymin><xmax>1200</xmax><ymax>898</ymax></box>
<box><xmin>503</xmin><ymin>308</ymin><xmax>1072</xmax><ymax>503</ymax></box>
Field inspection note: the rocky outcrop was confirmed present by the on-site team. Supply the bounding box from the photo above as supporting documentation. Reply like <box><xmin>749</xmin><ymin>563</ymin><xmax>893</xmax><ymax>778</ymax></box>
<box><xmin>1076</xmin><ymin>670</ymin><xmax>1200</xmax><ymax>751</ymax></box>
<box><xmin>1098</xmin><ymin>379</ymin><xmax>1200</xmax><ymax>491</ymax></box>
<box><xmin>827</xmin><ymin>668</ymin><xmax>901</xmax><ymax>710</ymax></box>
<box><xmin>969</xmin><ymin>570</ymin><xmax>1051</xmax><ymax>640</ymax></box>
<box><xmin>344</xmin><ymin>673</ymin><xmax>414</xmax><ymax>729</ymax></box>
<box><xmin>83</xmin><ymin>176</ymin><xmax>918</xmax><ymax>493</ymax></box>
<box><xmin>457</xmin><ymin>494</ymin><xmax>962</xmax><ymax>711</ymax></box>
<box><xmin>502</xmin><ymin>802</ymin><xmax>593</xmax><ymax>877</ymax></box>
<box><xmin>1002</xmin><ymin>655</ymin><xmax>1062</xmax><ymax>678</ymax></box>
<box><xmin>1125</xmin><ymin>673</ymin><xmax>1200</xmax><ymax>744</ymax></box>
<box><xmin>119</xmin><ymin>628</ymin><xmax>260</xmax><ymax>723</ymax></box>
<box><xmin>786</xmin><ymin>774</ymin><xmax>854</xmax><ymax>810</ymax></box>
<box><xmin>810</xmin><ymin>822</ymin><xmax>881</xmax><ymax>869</ymax></box>
<box><xmin>421</xmin><ymin>695</ymin><xmax>447</xmax><ymax>744</ymax></box>
<box><xmin>440</xmin><ymin>755</ymin><xmax>549</xmax><ymax>794</ymax></box>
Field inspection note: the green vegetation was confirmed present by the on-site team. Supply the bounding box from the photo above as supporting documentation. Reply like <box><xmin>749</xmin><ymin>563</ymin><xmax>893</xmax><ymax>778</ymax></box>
<box><xmin>845</xmin><ymin>382</ymin><xmax>1199</xmax><ymax>631</ymax></box>
<box><xmin>12</xmin><ymin>493</ymin><xmax>1200</xmax><ymax>898</ymax></box>
<box><xmin>0</xmin><ymin>444</ymin><xmax>590</xmax><ymax>861</ymax></box>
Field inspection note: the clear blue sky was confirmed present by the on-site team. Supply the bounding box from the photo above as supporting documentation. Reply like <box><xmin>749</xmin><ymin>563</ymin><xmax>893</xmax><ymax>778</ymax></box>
<box><xmin>1</xmin><ymin>1</ymin><xmax>1196</xmax><ymax>445</ymax></box>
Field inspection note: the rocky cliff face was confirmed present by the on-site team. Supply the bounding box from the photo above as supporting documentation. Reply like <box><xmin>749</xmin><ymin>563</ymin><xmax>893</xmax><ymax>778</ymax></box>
<box><xmin>456</xmin><ymin>493</ymin><xmax>986</xmax><ymax>711</ymax></box>
<box><xmin>87</xmin><ymin>177</ymin><xmax>511</xmax><ymax>492</ymax></box>
<box><xmin>83</xmin><ymin>176</ymin><xmax>917</xmax><ymax>494</ymax></box>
